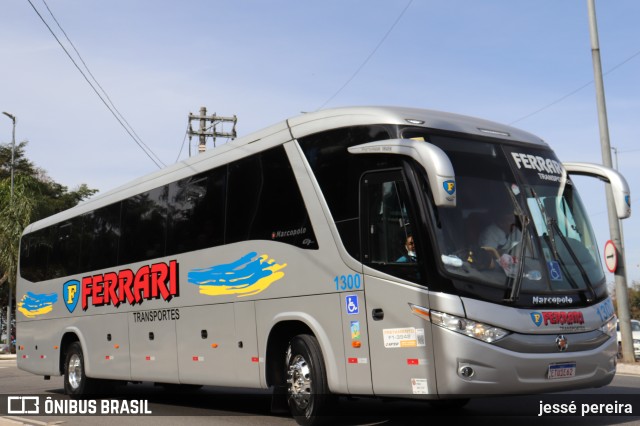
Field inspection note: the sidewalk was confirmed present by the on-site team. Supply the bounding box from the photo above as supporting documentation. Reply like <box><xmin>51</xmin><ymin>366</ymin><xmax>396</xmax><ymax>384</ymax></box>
<box><xmin>615</xmin><ymin>360</ymin><xmax>640</xmax><ymax>375</ymax></box>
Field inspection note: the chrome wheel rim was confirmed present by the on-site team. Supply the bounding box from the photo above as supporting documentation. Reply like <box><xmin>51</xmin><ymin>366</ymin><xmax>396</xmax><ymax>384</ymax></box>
<box><xmin>287</xmin><ymin>354</ymin><xmax>311</xmax><ymax>409</ymax></box>
<box><xmin>67</xmin><ymin>353</ymin><xmax>82</xmax><ymax>390</ymax></box>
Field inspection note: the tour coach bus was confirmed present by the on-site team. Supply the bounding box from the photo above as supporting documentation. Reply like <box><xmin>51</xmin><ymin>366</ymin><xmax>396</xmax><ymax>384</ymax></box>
<box><xmin>17</xmin><ymin>106</ymin><xmax>630</xmax><ymax>424</ymax></box>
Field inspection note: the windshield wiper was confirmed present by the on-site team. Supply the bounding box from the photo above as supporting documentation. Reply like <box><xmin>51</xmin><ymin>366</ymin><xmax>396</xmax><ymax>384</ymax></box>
<box><xmin>530</xmin><ymin>188</ymin><xmax>596</xmax><ymax>302</ymax></box>
<box><xmin>503</xmin><ymin>183</ymin><xmax>529</xmax><ymax>302</ymax></box>
<box><xmin>547</xmin><ymin>218</ymin><xmax>597</xmax><ymax>302</ymax></box>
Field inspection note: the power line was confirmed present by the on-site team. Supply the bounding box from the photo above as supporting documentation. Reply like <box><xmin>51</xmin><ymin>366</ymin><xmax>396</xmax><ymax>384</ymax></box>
<box><xmin>316</xmin><ymin>0</ymin><xmax>413</xmax><ymax>111</ymax></box>
<box><xmin>174</xmin><ymin>124</ymin><xmax>189</xmax><ymax>164</ymax></box>
<box><xmin>26</xmin><ymin>0</ymin><xmax>166</xmax><ymax>169</ymax></box>
<box><xmin>39</xmin><ymin>0</ymin><xmax>164</xmax><ymax>168</ymax></box>
<box><xmin>510</xmin><ymin>47</ymin><xmax>640</xmax><ymax>126</ymax></box>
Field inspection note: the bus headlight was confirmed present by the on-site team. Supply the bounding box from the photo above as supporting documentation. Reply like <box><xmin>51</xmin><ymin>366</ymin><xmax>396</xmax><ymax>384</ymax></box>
<box><xmin>600</xmin><ymin>316</ymin><xmax>617</xmax><ymax>338</ymax></box>
<box><xmin>430</xmin><ymin>310</ymin><xmax>510</xmax><ymax>343</ymax></box>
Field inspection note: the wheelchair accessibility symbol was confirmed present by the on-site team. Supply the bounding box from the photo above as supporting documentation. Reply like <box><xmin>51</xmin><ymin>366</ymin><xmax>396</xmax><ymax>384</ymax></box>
<box><xmin>346</xmin><ymin>295</ymin><xmax>359</xmax><ymax>315</ymax></box>
<box><xmin>547</xmin><ymin>261</ymin><xmax>563</xmax><ymax>281</ymax></box>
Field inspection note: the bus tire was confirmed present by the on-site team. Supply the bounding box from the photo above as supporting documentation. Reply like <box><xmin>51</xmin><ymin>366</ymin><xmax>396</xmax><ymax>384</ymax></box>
<box><xmin>64</xmin><ymin>341</ymin><xmax>96</xmax><ymax>396</ymax></box>
<box><xmin>285</xmin><ymin>334</ymin><xmax>332</xmax><ymax>426</ymax></box>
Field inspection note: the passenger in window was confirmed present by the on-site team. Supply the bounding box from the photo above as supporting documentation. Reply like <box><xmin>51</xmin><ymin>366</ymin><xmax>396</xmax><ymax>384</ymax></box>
<box><xmin>396</xmin><ymin>235</ymin><xmax>417</xmax><ymax>263</ymax></box>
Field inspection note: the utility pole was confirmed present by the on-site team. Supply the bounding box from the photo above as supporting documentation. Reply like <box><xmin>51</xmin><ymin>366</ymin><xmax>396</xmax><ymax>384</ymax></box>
<box><xmin>187</xmin><ymin>107</ymin><xmax>237</xmax><ymax>155</ymax></box>
<box><xmin>587</xmin><ymin>0</ymin><xmax>634</xmax><ymax>361</ymax></box>
<box><xmin>2</xmin><ymin>111</ymin><xmax>15</xmax><ymax>353</ymax></box>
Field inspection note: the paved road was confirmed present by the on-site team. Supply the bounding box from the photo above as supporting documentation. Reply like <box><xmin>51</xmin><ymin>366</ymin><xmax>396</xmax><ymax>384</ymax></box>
<box><xmin>2</xmin><ymin>357</ymin><xmax>640</xmax><ymax>425</ymax></box>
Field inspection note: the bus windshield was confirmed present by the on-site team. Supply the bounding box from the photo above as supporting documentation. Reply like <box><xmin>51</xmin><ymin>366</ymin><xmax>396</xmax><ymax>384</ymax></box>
<box><xmin>407</xmin><ymin>132</ymin><xmax>606</xmax><ymax>305</ymax></box>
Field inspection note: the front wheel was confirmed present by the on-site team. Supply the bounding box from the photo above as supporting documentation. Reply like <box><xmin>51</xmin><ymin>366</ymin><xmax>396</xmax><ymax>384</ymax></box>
<box><xmin>285</xmin><ymin>335</ymin><xmax>332</xmax><ymax>426</ymax></box>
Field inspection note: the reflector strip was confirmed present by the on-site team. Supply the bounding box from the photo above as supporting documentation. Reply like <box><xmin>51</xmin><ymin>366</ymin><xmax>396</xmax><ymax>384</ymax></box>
<box><xmin>105</xmin><ymin>355</ymin><xmax>114</xmax><ymax>360</ymax></box>
<box><xmin>145</xmin><ymin>356</ymin><xmax>155</xmax><ymax>361</ymax></box>
<box><xmin>251</xmin><ymin>357</ymin><xmax>259</xmax><ymax>363</ymax></box>
<box><xmin>348</xmin><ymin>357</ymin><xmax>368</xmax><ymax>364</ymax></box>
<box><xmin>407</xmin><ymin>358</ymin><xmax>427</xmax><ymax>365</ymax></box>
<box><xmin>192</xmin><ymin>356</ymin><xmax>204</xmax><ymax>362</ymax></box>
<box><xmin>40</xmin><ymin>355</ymin><xmax>46</xmax><ymax>359</ymax></box>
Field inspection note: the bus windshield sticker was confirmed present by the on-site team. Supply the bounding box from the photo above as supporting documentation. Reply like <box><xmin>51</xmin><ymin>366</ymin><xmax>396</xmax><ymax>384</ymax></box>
<box><xmin>188</xmin><ymin>252</ymin><xmax>286</xmax><ymax>297</ymax></box>
<box><xmin>17</xmin><ymin>291</ymin><xmax>58</xmax><ymax>318</ymax></box>
<box><xmin>507</xmin><ymin>149</ymin><xmax>565</xmax><ymax>184</ymax></box>
<box><xmin>547</xmin><ymin>261</ymin><xmax>563</xmax><ymax>281</ymax></box>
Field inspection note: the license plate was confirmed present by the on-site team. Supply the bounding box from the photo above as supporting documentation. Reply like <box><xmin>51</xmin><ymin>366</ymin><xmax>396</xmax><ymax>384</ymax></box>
<box><xmin>548</xmin><ymin>362</ymin><xmax>576</xmax><ymax>379</ymax></box>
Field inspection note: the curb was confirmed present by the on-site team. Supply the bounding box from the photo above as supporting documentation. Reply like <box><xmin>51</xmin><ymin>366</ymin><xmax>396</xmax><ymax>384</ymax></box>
<box><xmin>0</xmin><ymin>354</ymin><xmax>16</xmax><ymax>360</ymax></box>
<box><xmin>615</xmin><ymin>361</ymin><xmax>640</xmax><ymax>375</ymax></box>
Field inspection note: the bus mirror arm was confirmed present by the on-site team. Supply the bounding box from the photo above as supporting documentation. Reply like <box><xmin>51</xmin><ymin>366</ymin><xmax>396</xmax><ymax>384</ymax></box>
<box><xmin>562</xmin><ymin>162</ymin><xmax>631</xmax><ymax>219</ymax></box>
<box><xmin>348</xmin><ymin>139</ymin><xmax>457</xmax><ymax>208</ymax></box>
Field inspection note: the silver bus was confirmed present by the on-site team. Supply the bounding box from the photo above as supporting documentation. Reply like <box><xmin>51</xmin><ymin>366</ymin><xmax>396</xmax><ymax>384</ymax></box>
<box><xmin>16</xmin><ymin>106</ymin><xmax>630</xmax><ymax>424</ymax></box>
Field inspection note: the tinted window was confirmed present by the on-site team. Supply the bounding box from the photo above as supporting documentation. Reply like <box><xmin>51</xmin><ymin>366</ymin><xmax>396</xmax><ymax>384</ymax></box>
<box><xmin>227</xmin><ymin>146</ymin><xmax>317</xmax><ymax>248</ymax></box>
<box><xmin>19</xmin><ymin>145</ymin><xmax>317</xmax><ymax>283</ymax></box>
<box><xmin>167</xmin><ymin>168</ymin><xmax>226</xmax><ymax>254</ymax></box>
<box><xmin>19</xmin><ymin>228</ymin><xmax>51</xmax><ymax>282</ymax></box>
<box><xmin>298</xmin><ymin>125</ymin><xmax>394</xmax><ymax>258</ymax></box>
<box><xmin>49</xmin><ymin>219</ymin><xmax>82</xmax><ymax>278</ymax></box>
<box><xmin>120</xmin><ymin>186</ymin><xmax>168</xmax><ymax>264</ymax></box>
<box><xmin>79</xmin><ymin>203</ymin><xmax>121</xmax><ymax>272</ymax></box>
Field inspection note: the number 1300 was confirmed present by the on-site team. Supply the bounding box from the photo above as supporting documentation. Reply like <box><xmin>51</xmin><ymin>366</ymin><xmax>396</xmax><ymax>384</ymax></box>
<box><xmin>334</xmin><ymin>274</ymin><xmax>362</xmax><ymax>291</ymax></box>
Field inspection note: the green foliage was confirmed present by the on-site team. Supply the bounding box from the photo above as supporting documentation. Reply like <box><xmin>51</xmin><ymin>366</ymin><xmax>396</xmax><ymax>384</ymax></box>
<box><xmin>612</xmin><ymin>280</ymin><xmax>640</xmax><ymax>320</ymax></box>
<box><xmin>0</xmin><ymin>141</ymin><xmax>97</xmax><ymax>300</ymax></box>
<box><xmin>627</xmin><ymin>281</ymin><xmax>640</xmax><ymax>320</ymax></box>
<box><xmin>0</xmin><ymin>175</ymin><xmax>36</xmax><ymax>288</ymax></box>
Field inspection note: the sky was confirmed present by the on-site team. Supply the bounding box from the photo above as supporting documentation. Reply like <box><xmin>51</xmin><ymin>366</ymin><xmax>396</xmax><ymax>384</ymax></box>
<box><xmin>1</xmin><ymin>0</ymin><xmax>639</xmax><ymax>285</ymax></box>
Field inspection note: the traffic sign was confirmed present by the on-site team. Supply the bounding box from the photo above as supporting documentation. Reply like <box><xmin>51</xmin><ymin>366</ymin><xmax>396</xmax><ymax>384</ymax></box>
<box><xmin>604</xmin><ymin>240</ymin><xmax>617</xmax><ymax>273</ymax></box>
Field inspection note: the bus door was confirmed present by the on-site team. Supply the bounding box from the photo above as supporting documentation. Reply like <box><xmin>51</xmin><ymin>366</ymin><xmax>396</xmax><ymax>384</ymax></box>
<box><xmin>359</xmin><ymin>169</ymin><xmax>437</xmax><ymax>397</ymax></box>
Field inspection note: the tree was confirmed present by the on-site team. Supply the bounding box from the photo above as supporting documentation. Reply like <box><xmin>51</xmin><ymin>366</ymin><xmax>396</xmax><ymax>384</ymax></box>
<box><xmin>0</xmin><ymin>141</ymin><xmax>97</xmax><ymax>307</ymax></box>
<box><xmin>0</xmin><ymin>175</ymin><xmax>35</xmax><ymax>289</ymax></box>
<box><xmin>628</xmin><ymin>281</ymin><xmax>640</xmax><ymax>320</ymax></box>
<box><xmin>612</xmin><ymin>280</ymin><xmax>640</xmax><ymax>320</ymax></box>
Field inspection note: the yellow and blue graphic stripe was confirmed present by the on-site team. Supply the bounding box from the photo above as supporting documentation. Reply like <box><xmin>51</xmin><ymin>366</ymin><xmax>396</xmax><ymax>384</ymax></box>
<box><xmin>188</xmin><ymin>252</ymin><xmax>286</xmax><ymax>297</ymax></box>
<box><xmin>17</xmin><ymin>292</ymin><xmax>58</xmax><ymax>318</ymax></box>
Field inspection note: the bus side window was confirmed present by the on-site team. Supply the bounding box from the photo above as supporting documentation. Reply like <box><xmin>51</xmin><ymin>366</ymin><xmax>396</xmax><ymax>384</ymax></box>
<box><xmin>361</xmin><ymin>169</ymin><xmax>420</xmax><ymax>282</ymax></box>
<box><xmin>120</xmin><ymin>186</ymin><xmax>169</xmax><ymax>264</ymax></box>
<box><xmin>226</xmin><ymin>146</ymin><xmax>318</xmax><ymax>248</ymax></box>
<box><xmin>79</xmin><ymin>204</ymin><xmax>121</xmax><ymax>273</ymax></box>
<box><xmin>167</xmin><ymin>169</ymin><xmax>226</xmax><ymax>255</ymax></box>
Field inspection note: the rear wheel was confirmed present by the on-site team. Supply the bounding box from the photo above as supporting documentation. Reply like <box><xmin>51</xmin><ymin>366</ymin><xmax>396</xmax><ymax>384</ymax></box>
<box><xmin>64</xmin><ymin>342</ymin><xmax>97</xmax><ymax>395</ymax></box>
<box><xmin>285</xmin><ymin>335</ymin><xmax>332</xmax><ymax>426</ymax></box>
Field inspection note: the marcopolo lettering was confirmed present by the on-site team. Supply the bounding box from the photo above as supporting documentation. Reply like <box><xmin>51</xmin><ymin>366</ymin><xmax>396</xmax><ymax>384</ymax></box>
<box><xmin>74</xmin><ymin>260</ymin><xmax>179</xmax><ymax>311</ymax></box>
<box><xmin>271</xmin><ymin>227</ymin><xmax>307</xmax><ymax>239</ymax></box>
<box><xmin>532</xmin><ymin>296</ymin><xmax>574</xmax><ymax>305</ymax></box>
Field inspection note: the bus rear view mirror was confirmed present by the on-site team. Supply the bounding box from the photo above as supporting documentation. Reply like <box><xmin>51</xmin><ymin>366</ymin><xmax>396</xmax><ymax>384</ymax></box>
<box><xmin>348</xmin><ymin>139</ymin><xmax>456</xmax><ymax>208</ymax></box>
<box><xmin>563</xmin><ymin>162</ymin><xmax>631</xmax><ymax>219</ymax></box>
